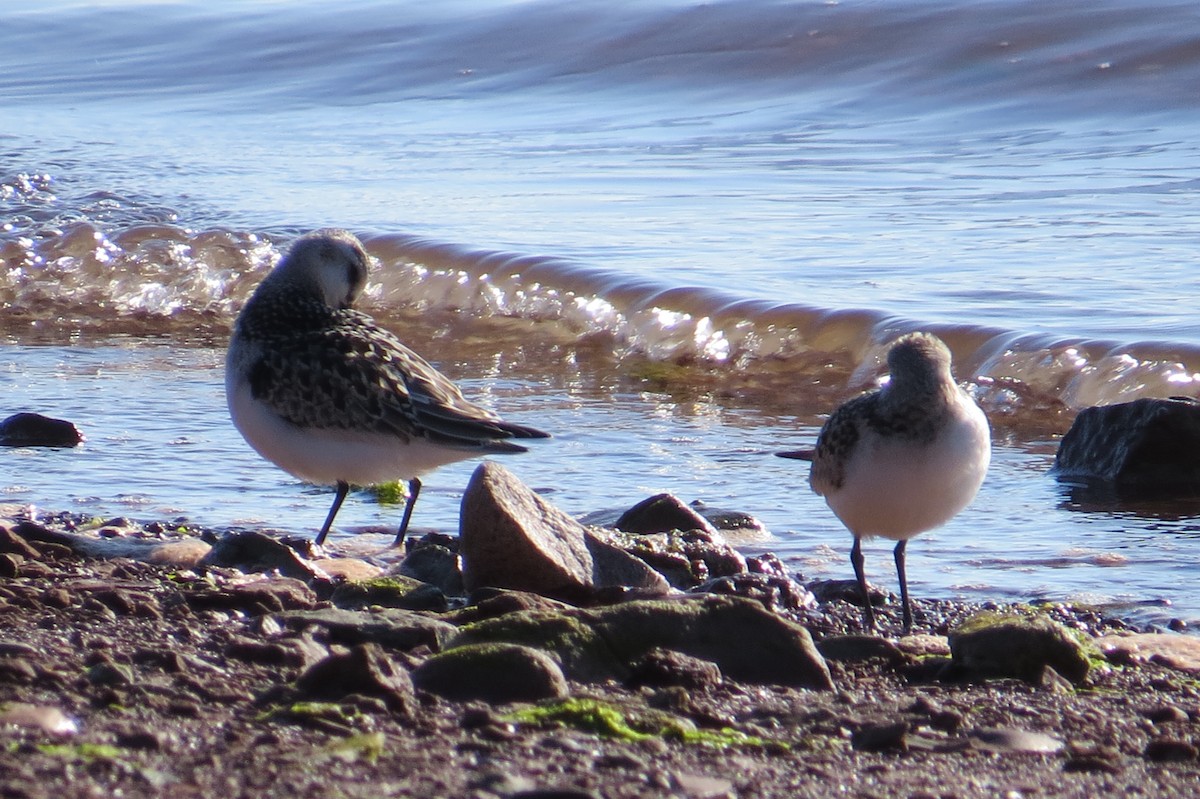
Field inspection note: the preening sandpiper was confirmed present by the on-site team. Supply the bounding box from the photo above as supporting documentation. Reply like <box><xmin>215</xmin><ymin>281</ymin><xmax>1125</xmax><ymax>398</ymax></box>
<box><xmin>778</xmin><ymin>332</ymin><xmax>990</xmax><ymax>633</ymax></box>
<box><xmin>225</xmin><ymin>229</ymin><xmax>549</xmax><ymax>546</ymax></box>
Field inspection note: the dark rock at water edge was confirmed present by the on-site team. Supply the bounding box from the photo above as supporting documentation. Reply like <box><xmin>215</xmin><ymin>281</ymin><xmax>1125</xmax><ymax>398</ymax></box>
<box><xmin>200</xmin><ymin>531</ymin><xmax>324</xmax><ymax>582</ymax></box>
<box><xmin>1053</xmin><ymin>397</ymin><xmax>1200</xmax><ymax>491</ymax></box>
<box><xmin>614</xmin><ymin>493</ymin><xmax>718</xmax><ymax>536</ymax></box>
<box><xmin>0</xmin><ymin>412</ymin><xmax>83</xmax><ymax>447</ymax></box>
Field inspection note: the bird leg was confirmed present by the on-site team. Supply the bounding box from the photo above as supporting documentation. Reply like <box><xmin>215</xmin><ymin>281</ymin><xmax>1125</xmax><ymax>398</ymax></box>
<box><xmin>850</xmin><ymin>536</ymin><xmax>877</xmax><ymax>630</ymax></box>
<box><xmin>315</xmin><ymin>480</ymin><xmax>350</xmax><ymax>547</ymax></box>
<box><xmin>392</xmin><ymin>477</ymin><xmax>423</xmax><ymax>548</ymax></box>
<box><xmin>894</xmin><ymin>539</ymin><xmax>912</xmax><ymax>634</ymax></box>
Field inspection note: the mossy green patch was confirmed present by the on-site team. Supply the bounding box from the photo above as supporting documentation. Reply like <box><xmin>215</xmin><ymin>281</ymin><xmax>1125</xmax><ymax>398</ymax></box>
<box><xmin>260</xmin><ymin>701</ymin><xmax>363</xmax><ymax>729</ymax></box>
<box><xmin>368</xmin><ymin>481</ymin><xmax>408</xmax><ymax>505</ymax></box>
<box><xmin>319</xmin><ymin>732</ymin><xmax>387</xmax><ymax>764</ymax></box>
<box><xmin>507</xmin><ymin>698</ymin><xmax>782</xmax><ymax>749</ymax></box>
<box><xmin>37</xmin><ymin>743</ymin><xmax>123</xmax><ymax>762</ymax></box>
<box><xmin>450</xmin><ymin>610</ymin><xmax>626</xmax><ymax>682</ymax></box>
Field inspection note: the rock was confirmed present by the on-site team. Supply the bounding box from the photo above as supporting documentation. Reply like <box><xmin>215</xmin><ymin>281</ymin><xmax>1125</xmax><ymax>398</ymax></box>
<box><xmin>449</xmin><ymin>609</ymin><xmax>627</xmax><ymax>683</ymax></box>
<box><xmin>0</xmin><ymin>412</ymin><xmax>83</xmax><ymax>447</ymax></box>
<box><xmin>200</xmin><ymin>531</ymin><xmax>324</xmax><ymax>581</ymax></box>
<box><xmin>850</xmin><ymin>719</ymin><xmax>909</xmax><ymax>752</ymax></box>
<box><xmin>817</xmin><ymin>635</ymin><xmax>905</xmax><ymax>666</ymax></box>
<box><xmin>0</xmin><ymin>527</ymin><xmax>41</xmax><ymax>559</ymax></box>
<box><xmin>185</xmin><ymin>576</ymin><xmax>318</xmax><ymax>615</ymax></box>
<box><xmin>688</xmin><ymin>500</ymin><xmax>769</xmax><ymax>537</ymax></box>
<box><xmin>330</xmin><ymin>576</ymin><xmax>447</xmax><ymax>612</ymax></box>
<box><xmin>294</xmin><ymin>642</ymin><xmax>413</xmax><ymax>713</ymax></box>
<box><xmin>398</xmin><ymin>536</ymin><xmax>464</xmax><ymax>597</ymax></box>
<box><xmin>593</xmin><ymin>597</ymin><xmax>832</xmax><ymax>689</ymax></box>
<box><xmin>807</xmin><ymin>578</ymin><xmax>887</xmax><ymax>608</ymax></box>
<box><xmin>413</xmin><ymin>643</ymin><xmax>568</xmax><ymax>703</ymax></box>
<box><xmin>690</xmin><ymin>572</ymin><xmax>815</xmax><ymax>612</ymax></box>
<box><xmin>454</xmin><ymin>588</ymin><xmax>572</xmax><ymax>624</ymax></box>
<box><xmin>970</xmin><ymin>727</ymin><xmax>1064</xmax><ymax>754</ymax></box>
<box><xmin>1097</xmin><ymin>633</ymin><xmax>1200</xmax><ymax>673</ymax></box>
<box><xmin>626</xmin><ymin>648</ymin><xmax>722</xmax><ymax>690</ymax></box>
<box><xmin>613</xmin><ymin>528</ymin><xmax>747</xmax><ymax>590</ymax></box>
<box><xmin>275</xmin><ymin>607</ymin><xmax>458</xmax><ymax>653</ymax></box>
<box><xmin>456</xmin><ymin>595</ymin><xmax>832</xmax><ymax>690</ymax></box>
<box><xmin>615</xmin><ymin>494</ymin><xmax>717</xmax><ymax>536</ymax></box>
<box><xmin>1145</xmin><ymin>738</ymin><xmax>1200</xmax><ymax>763</ymax></box>
<box><xmin>1053</xmin><ymin>397</ymin><xmax>1200</xmax><ymax>491</ymax></box>
<box><xmin>459</xmin><ymin>462</ymin><xmax>669</xmax><ymax>602</ymax></box>
<box><xmin>949</xmin><ymin>612</ymin><xmax>1094</xmax><ymax>684</ymax></box>
<box><xmin>0</xmin><ymin>703</ymin><xmax>78</xmax><ymax>736</ymax></box>
<box><xmin>671</xmin><ymin>772</ymin><xmax>735</xmax><ymax>799</ymax></box>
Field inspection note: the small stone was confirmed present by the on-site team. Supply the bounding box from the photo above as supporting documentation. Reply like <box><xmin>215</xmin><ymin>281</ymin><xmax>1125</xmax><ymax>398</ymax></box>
<box><xmin>818</xmin><ymin>635</ymin><xmax>905</xmax><ymax>666</ymax></box>
<box><xmin>970</xmin><ymin>727</ymin><xmax>1064</xmax><ymax>754</ymax></box>
<box><xmin>1098</xmin><ymin>633</ymin><xmax>1200</xmax><ymax>674</ymax></box>
<box><xmin>850</xmin><ymin>720</ymin><xmax>909</xmax><ymax>752</ymax></box>
<box><xmin>1144</xmin><ymin>705</ymin><xmax>1189</xmax><ymax>725</ymax></box>
<box><xmin>1145</xmin><ymin>738</ymin><xmax>1200</xmax><ymax>762</ymax></box>
<box><xmin>0</xmin><ymin>528</ymin><xmax>40</xmax><ymax>559</ymax></box>
<box><xmin>295</xmin><ymin>642</ymin><xmax>414</xmax><ymax>713</ymax></box>
<box><xmin>0</xmin><ymin>703</ymin><xmax>78</xmax><ymax>736</ymax></box>
<box><xmin>671</xmin><ymin>771</ymin><xmax>734</xmax><ymax>799</ymax></box>
<box><xmin>627</xmin><ymin>648</ymin><xmax>723</xmax><ymax>690</ymax></box>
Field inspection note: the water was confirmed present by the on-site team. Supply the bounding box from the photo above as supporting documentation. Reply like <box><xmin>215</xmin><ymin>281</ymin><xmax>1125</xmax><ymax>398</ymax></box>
<box><xmin>3</xmin><ymin>0</ymin><xmax>1199</xmax><ymax>626</ymax></box>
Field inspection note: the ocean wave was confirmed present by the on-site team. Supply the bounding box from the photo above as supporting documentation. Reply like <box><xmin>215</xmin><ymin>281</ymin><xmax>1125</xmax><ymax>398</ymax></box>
<box><xmin>3</xmin><ymin>221</ymin><xmax>1197</xmax><ymax>428</ymax></box>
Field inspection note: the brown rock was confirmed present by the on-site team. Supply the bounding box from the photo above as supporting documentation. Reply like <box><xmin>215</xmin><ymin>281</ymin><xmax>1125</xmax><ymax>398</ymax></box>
<box><xmin>1098</xmin><ymin>632</ymin><xmax>1200</xmax><ymax>673</ymax></box>
<box><xmin>459</xmin><ymin>462</ymin><xmax>669</xmax><ymax>601</ymax></box>
<box><xmin>295</xmin><ymin>642</ymin><xmax>413</xmax><ymax>713</ymax></box>
<box><xmin>615</xmin><ymin>493</ymin><xmax>717</xmax><ymax>536</ymax></box>
<box><xmin>413</xmin><ymin>643</ymin><xmax>568</xmax><ymax>703</ymax></box>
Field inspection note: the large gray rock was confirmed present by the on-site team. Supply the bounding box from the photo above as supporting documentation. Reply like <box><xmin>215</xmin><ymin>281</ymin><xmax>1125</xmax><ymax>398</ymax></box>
<box><xmin>459</xmin><ymin>462</ymin><xmax>670</xmax><ymax>602</ymax></box>
<box><xmin>448</xmin><ymin>594</ymin><xmax>834</xmax><ymax>691</ymax></box>
<box><xmin>274</xmin><ymin>607</ymin><xmax>458</xmax><ymax>652</ymax></box>
<box><xmin>948</xmin><ymin>613</ymin><xmax>1094</xmax><ymax>685</ymax></box>
<box><xmin>1054</xmin><ymin>397</ymin><xmax>1200</xmax><ymax>490</ymax></box>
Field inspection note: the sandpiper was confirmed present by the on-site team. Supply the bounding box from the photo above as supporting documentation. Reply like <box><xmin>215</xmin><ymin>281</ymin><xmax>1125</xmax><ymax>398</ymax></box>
<box><xmin>225</xmin><ymin>229</ymin><xmax>549</xmax><ymax>547</ymax></box>
<box><xmin>778</xmin><ymin>332</ymin><xmax>990</xmax><ymax>632</ymax></box>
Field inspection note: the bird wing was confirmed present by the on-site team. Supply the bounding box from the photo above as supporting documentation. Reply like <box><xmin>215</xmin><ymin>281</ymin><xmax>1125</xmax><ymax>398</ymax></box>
<box><xmin>247</xmin><ymin>311</ymin><xmax>547</xmax><ymax>451</ymax></box>
<box><xmin>808</xmin><ymin>391</ymin><xmax>878</xmax><ymax>494</ymax></box>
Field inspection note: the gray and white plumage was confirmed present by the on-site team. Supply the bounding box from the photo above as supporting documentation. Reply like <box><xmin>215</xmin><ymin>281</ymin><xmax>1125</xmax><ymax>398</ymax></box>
<box><xmin>778</xmin><ymin>332</ymin><xmax>991</xmax><ymax>632</ymax></box>
<box><xmin>225</xmin><ymin>229</ymin><xmax>549</xmax><ymax>546</ymax></box>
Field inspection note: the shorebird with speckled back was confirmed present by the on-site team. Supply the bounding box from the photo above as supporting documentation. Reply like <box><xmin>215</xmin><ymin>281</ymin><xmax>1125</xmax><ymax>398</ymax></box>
<box><xmin>226</xmin><ymin>229</ymin><xmax>549</xmax><ymax>547</ymax></box>
<box><xmin>777</xmin><ymin>332</ymin><xmax>990</xmax><ymax>633</ymax></box>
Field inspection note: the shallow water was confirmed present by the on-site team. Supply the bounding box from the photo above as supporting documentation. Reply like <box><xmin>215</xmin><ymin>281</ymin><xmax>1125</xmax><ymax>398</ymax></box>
<box><xmin>3</xmin><ymin>0</ymin><xmax>1200</xmax><ymax>626</ymax></box>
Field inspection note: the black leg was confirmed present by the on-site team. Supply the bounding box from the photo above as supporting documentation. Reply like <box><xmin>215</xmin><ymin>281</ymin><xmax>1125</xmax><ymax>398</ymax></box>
<box><xmin>315</xmin><ymin>480</ymin><xmax>350</xmax><ymax>547</ymax></box>
<box><xmin>894</xmin><ymin>539</ymin><xmax>912</xmax><ymax>634</ymax></box>
<box><xmin>850</xmin><ymin>535</ymin><xmax>876</xmax><ymax>630</ymax></box>
<box><xmin>393</xmin><ymin>477</ymin><xmax>422</xmax><ymax>547</ymax></box>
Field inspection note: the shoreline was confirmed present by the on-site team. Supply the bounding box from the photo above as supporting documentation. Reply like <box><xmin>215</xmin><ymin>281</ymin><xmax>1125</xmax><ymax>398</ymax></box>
<box><xmin>2</xmin><ymin>508</ymin><xmax>1200</xmax><ymax>798</ymax></box>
